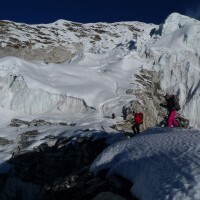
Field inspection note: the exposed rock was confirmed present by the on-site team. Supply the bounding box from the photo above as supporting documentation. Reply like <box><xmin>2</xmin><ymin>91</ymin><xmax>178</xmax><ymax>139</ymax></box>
<box><xmin>9</xmin><ymin>118</ymin><xmax>30</xmax><ymax>127</ymax></box>
<box><xmin>0</xmin><ymin>137</ymin><xmax>13</xmax><ymax>146</ymax></box>
<box><xmin>116</xmin><ymin>69</ymin><xmax>166</xmax><ymax>133</ymax></box>
<box><xmin>9</xmin><ymin>118</ymin><xmax>70</xmax><ymax>128</ymax></box>
<box><xmin>0</xmin><ymin>19</ymin><xmax>155</xmax><ymax>63</ymax></box>
<box><xmin>29</xmin><ymin>119</ymin><xmax>53</xmax><ymax>127</ymax></box>
<box><xmin>0</xmin><ymin>45</ymin><xmax>75</xmax><ymax>64</ymax></box>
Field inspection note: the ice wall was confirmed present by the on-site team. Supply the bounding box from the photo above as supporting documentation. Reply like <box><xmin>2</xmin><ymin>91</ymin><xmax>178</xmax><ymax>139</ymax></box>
<box><xmin>144</xmin><ymin>13</ymin><xmax>200</xmax><ymax>127</ymax></box>
<box><xmin>0</xmin><ymin>73</ymin><xmax>89</xmax><ymax>115</ymax></box>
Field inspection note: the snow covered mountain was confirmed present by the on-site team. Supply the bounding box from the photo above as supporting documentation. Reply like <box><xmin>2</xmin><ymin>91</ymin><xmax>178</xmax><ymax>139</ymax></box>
<box><xmin>0</xmin><ymin>19</ymin><xmax>154</xmax><ymax>63</ymax></box>
<box><xmin>0</xmin><ymin>12</ymin><xmax>200</xmax><ymax>200</ymax></box>
<box><xmin>0</xmin><ymin>12</ymin><xmax>199</xmax><ymax>128</ymax></box>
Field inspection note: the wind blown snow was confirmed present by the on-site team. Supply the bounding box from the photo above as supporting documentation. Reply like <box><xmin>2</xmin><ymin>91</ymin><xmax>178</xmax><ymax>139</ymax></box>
<box><xmin>91</xmin><ymin>128</ymin><xmax>200</xmax><ymax>200</ymax></box>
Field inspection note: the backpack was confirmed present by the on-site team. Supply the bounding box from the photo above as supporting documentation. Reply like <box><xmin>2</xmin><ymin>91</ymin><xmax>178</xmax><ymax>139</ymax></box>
<box><xmin>138</xmin><ymin>112</ymin><xmax>143</xmax><ymax>119</ymax></box>
<box><xmin>172</xmin><ymin>95</ymin><xmax>181</xmax><ymax>111</ymax></box>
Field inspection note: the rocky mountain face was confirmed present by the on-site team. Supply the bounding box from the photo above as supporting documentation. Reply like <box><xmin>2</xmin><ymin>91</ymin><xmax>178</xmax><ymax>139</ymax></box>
<box><xmin>0</xmin><ymin>19</ymin><xmax>154</xmax><ymax>63</ymax></box>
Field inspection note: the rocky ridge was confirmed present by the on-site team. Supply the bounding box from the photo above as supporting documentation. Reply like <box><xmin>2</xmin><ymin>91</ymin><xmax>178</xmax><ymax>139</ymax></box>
<box><xmin>0</xmin><ymin>19</ymin><xmax>155</xmax><ymax>63</ymax></box>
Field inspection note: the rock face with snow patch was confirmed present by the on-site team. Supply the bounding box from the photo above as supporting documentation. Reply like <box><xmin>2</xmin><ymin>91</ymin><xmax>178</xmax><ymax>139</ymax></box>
<box><xmin>0</xmin><ymin>20</ymin><xmax>155</xmax><ymax>63</ymax></box>
<box><xmin>128</xmin><ymin>69</ymin><xmax>165</xmax><ymax>129</ymax></box>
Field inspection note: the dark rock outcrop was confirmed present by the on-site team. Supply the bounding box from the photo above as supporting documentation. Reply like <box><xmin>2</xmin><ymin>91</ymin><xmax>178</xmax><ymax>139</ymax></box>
<box><xmin>1</xmin><ymin>134</ymin><xmax>137</xmax><ymax>200</ymax></box>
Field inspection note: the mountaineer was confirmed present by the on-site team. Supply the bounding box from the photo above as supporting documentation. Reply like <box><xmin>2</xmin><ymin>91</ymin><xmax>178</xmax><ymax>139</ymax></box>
<box><xmin>132</xmin><ymin>111</ymin><xmax>143</xmax><ymax>134</ymax></box>
<box><xmin>160</xmin><ymin>93</ymin><xmax>180</xmax><ymax>128</ymax></box>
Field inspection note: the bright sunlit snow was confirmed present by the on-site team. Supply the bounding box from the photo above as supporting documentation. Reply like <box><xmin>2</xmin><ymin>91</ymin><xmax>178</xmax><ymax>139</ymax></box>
<box><xmin>0</xmin><ymin>12</ymin><xmax>200</xmax><ymax>200</ymax></box>
<box><xmin>91</xmin><ymin>127</ymin><xmax>200</xmax><ymax>200</ymax></box>
<box><xmin>0</xmin><ymin>51</ymin><xmax>142</xmax><ymax>124</ymax></box>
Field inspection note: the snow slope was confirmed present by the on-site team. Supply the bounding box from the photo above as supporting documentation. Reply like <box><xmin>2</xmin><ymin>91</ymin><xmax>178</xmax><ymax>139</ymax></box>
<box><xmin>0</xmin><ymin>51</ymin><xmax>144</xmax><ymax>127</ymax></box>
<box><xmin>91</xmin><ymin>127</ymin><xmax>200</xmax><ymax>200</ymax></box>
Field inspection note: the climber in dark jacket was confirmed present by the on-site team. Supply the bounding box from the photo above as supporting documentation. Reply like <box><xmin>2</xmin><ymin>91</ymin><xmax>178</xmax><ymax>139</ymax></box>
<box><xmin>160</xmin><ymin>93</ymin><xmax>180</xmax><ymax>127</ymax></box>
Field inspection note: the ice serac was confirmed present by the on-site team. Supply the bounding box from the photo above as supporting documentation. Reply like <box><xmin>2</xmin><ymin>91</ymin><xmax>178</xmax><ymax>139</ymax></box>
<box><xmin>11</xmin><ymin>88</ymin><xmax>89</xmax><ymax>115</ymax></box>
<box><xmin>142</xmin><ymin>13</ymin><xmax>200</xmax><ymax>128</ymax></box>
<box><xmin>0</xmin><ymin>69</ymin><xmax>89</xmax><ymax>115</ymax></box>
<box><xmin>160</xmin><ymin>13</ymin><xmax>199</xmax><ymax>36</ymax></box>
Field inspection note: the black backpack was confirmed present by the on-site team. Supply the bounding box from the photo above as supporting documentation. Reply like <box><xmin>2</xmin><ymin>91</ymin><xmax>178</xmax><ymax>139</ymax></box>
<box><xmin>172</xmin><ymin>95</ymin><xmax>181</xmax><ymax>111</ymax></box>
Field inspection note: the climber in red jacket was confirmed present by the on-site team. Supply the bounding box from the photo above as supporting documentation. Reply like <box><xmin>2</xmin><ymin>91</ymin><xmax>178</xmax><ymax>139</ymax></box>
<box><xmin>132</xmin><ymin>111</ymin><xmax>143</xmax><ymax>134</ymax></box>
